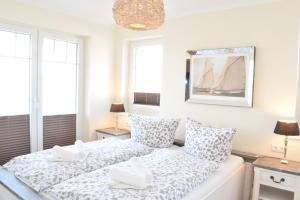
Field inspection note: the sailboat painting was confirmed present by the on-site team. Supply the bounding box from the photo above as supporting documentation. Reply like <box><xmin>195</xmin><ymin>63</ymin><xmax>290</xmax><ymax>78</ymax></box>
<box><xmin>186</xmin><ymin>47</ymin><xmax>255</xmax><ymax>107</ymax></box>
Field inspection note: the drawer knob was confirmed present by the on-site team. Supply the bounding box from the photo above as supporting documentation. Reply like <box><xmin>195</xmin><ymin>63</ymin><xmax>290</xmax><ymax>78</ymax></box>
<box><xmin>270</xmin><ymin>176</ymin><xmax>285</xmax><ymax>183</ymax></box>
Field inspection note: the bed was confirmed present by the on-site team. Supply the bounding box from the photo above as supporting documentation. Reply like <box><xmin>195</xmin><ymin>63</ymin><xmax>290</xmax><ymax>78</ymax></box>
<box><xmin>0</xmin><ymin>115</ymin><xmax>254</xmax><ymax>200</ymax></box>
<box><xmin>0</xmin><ymin>150</ymin><xmax>247</xmax><ymax>200</ymax></box>
<box><xmin>37</xmin><ymin>148</ymin><xmax>245</xmax><ymax>200</ymax></box>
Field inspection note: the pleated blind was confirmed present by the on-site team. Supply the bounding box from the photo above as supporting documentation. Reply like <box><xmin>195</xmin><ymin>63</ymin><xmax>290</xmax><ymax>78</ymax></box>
<box><xmin>43</xmin><ymin>114</ymin><xmax>76</xmax><ymax>150</ymax></box>
<box><xmin>0</xmin><ymin>115</ymin><xmax>30</xmax><ymax>165</ymax></box>
<box><xmin>134</xmin><ymin>92</ymin><xmax>160</xmax><ymax>106</ymax></box>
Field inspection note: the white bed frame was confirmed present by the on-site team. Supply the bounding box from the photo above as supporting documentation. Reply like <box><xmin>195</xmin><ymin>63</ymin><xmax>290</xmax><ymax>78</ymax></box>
<box><xmin>202</xmin><ymin>164</ymin><xmax>245</xmax><ymax>200</ymax></box>
<box><xmin>0</xmin><ymin>184</ymin><xmax>20</xmax><ymax>200</ymax></box>
<box><xmin>0</xmin><ymin>166</ymin><xmax>42</xmax><ymax>200</ymax></box>
<box><xmin>184</xmin><ymin>163</ymin><xmax>246</xmax><ymax>200</ymax></box>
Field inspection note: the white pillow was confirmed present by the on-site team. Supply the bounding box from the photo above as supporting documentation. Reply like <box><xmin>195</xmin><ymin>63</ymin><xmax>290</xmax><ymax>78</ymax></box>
<box><xmin>185</xmin><ymin>118</ymin><xmax>236</xmax><ymax>162</ymax></box>
<box><xmin>129</xmin><ymin>114</ymin><xmax>180</xmax><ymax>148</ymax></box>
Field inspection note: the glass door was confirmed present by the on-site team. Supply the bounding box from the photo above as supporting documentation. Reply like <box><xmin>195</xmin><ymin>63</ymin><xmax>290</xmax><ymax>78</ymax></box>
<box><xmin>39</xmin><ymin>34</ymin><xmax>80</xmax><ymax>150</ymax></box>
<box><xmin>0</xmin><ymin>25</ymin><xmax>82</xmax><ymax>162</ymax></box>
<box><xmin>0</xmin><ymin>26</ymin><xmax>37</xmax><ymax>165</ymax></box>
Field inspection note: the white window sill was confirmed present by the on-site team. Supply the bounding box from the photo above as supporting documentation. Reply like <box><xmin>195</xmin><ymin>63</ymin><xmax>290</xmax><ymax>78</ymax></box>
<box><xmin>129</xmin><ymin>104</ymin><xmax>160</xmax><ymax>116</ymax></box>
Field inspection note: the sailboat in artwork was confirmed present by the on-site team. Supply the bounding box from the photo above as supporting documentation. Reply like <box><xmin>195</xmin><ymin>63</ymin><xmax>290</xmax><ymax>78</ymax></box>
<box><xmin>193</xmin><ymin>56</ymin><xmax>246</xmax><ymax>97</ymax></box>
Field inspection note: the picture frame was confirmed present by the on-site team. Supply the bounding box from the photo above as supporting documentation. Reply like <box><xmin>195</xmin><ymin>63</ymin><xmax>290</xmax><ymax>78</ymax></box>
<box><xmin>185</xmin><ymin>47</ymin><xmax>255</xmax><ymax>107</ymax></box>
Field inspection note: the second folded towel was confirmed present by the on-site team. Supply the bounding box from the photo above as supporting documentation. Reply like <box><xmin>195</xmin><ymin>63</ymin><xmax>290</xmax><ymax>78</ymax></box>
<box><xmin>109</xmin><ymin>157</ymin><xmax>153</xmax><ymax>189</ymax></box>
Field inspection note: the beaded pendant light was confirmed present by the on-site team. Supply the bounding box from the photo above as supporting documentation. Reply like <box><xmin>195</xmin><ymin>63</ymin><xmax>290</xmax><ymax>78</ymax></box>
<box><xmin>113</xmin><ymin>0</ymin><xmax>165</xmax><ymax>31</ymax></box>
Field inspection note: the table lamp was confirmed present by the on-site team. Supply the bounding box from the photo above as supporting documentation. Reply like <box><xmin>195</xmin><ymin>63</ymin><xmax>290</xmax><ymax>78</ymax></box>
<box><xmin>274</xmin><ymin>120</ymin><xmax>300</xmax><ymax>164</ymax></box>
<box><xmin>110</xmin><ymin>103</ymin><xmax>125</xmax><ymax>132</ymax></box>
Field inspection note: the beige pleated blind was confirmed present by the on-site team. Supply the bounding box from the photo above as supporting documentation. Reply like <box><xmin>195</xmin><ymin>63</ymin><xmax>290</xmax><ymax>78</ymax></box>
<box><xmin>0</xmin><ymin>115</ymin><xmax>30</xmax><ymax>165</ymax></box>
<box><xmin>43</xmin><ymin>114</ymin><xmax>76</xmax><ymax>150</ymax></box>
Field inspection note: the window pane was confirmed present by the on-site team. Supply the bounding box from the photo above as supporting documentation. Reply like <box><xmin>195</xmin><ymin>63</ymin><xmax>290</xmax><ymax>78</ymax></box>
<box><xmin>42</xmin><ymin>37</ymin><xmax>78</xmax><ymax>116</ymax></box>
<box><xmin>134</xmin><ymin>44</ymin><xmax>162</xmax><ymax>93</ymax></box>
<box><xmin>0</xmin><ymin>57</ymin><xmax>30</xmax><ymax>116</ymax></box>
<box><xmin>0</xmin><ymin>31</ymin><xmax>15</xmax><ymax>56</ymax></box>
<box><xmin>67</xmin><ymin>43</ymin><xmax>77</xmax><ymax>64</ymax></box>
<box><xmin>54</xmin><ymin>40</ymin><xmax>67</xmax><ymax>62</ymax></box>
<box><xmin>43</xmin><ymin>38</ymin><xmax>54</xmax><ymax>61</ymax></box>
<box><xmin>16</xmin><ymin>34</ymin><xmax>30</xmax><ymax>58</ymax></box>
<box><xmin>42</xmin><ymin>62</ymin><xmax>77</xmax><ymax>115</ymax></box>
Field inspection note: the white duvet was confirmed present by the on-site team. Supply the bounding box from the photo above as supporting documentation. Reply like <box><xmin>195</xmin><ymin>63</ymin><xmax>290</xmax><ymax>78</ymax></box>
<box><xmin>3</xmin><ymin>138</ymin><xmax>154</xmax><ymax>192</ymax></box>
<box><xmin>42</xmin><ymin>149</ymin><xmax>220</xmax><ymax>200</ymax></box>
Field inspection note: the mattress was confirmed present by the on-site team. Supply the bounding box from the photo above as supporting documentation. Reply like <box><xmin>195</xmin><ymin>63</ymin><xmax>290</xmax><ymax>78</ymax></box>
<box><xmin>183</xmin><ymin>155</ymin><xmax>244</xmax><ymax>200</ymax></box>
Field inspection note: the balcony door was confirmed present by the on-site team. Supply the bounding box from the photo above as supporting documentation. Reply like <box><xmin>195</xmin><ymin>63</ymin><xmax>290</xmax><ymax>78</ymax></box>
<box><xmin>39</xmin><ymin>33</ymin><xmax>82</xmax><ymax>150</ymax></box>
<box><xmin>0</xmin><ymin>25</ymin><xmax>82</xmax><ymax>165</ymax></box>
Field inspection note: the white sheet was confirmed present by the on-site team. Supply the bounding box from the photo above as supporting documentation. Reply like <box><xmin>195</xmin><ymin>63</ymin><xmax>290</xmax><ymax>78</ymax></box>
<box><xmin>183</xmin><ymin>155</ymin><xmax>244</xmax><ymax>200</ymax></box>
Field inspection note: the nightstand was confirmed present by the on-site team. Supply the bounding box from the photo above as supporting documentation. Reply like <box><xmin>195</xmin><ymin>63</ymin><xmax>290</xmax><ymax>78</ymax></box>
<box><xmin>252</xmin><ymin>157</ymin><xmax>300</xmax><ymax>200</ymax></box>
<box><xmin>96</xmin><ymin>128</ymin><xmax>130</xmax><ymax>140</ymax></box>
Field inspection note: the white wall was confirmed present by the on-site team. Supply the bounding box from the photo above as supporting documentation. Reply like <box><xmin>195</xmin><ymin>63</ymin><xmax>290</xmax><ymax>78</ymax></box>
<box><xmin>115</xmin><ymin>0</ymin><xmax>300</xmax><ymax>161</ymax></box>
<box><xmin>0</xmin><ymin>0</ymin><xmax>115</xmax><ymax>141</ymax></box>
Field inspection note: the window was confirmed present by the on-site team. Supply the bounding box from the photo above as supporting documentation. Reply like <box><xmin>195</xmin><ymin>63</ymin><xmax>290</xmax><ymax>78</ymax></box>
<box><xmin>0</xmin><ymin>30</ymin><xmax>31</xmax><ymax>116</ymax></box>
<box><xmin>40</xmin><ymin>34</ymin><xmax>81</xmax><ymax>150</ymax></box>
<box><xmin>131</xmin><ymin>40</ymin><xmax>163</xmax><ymax>106</ymax></box>
<box><xmin>42</xmin><ymin>38</ymin><xmax>78</xmax><ymax>116</ymax></box>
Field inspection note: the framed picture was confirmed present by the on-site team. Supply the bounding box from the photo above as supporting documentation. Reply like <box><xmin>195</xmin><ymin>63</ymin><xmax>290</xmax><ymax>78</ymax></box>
<box><xmin>185</xmin><ymin>47</ymin><xmax>255</xmax><ymax>107</ymax></box>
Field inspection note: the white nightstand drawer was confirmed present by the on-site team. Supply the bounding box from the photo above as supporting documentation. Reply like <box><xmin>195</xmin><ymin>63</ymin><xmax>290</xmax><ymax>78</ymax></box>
<box><xmin>96</xmin><ymin>129</ymin><xmax>131</xmax><ymax>140</ymax></box>
<box><xmin>260</xmin><ymin>169</ymin><xmax>298</xmax><ymax>189</ymax></box>
<box><xmin>99</xmin><ymin>133</ymin><xmax>113</xmax><ymax>139</ymax></box>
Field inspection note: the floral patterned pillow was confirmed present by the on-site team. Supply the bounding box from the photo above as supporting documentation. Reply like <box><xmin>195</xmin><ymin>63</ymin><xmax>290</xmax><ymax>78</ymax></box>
<box><xmin>185</xmin><ymin>118</ymin><xmax>236</xmax><ymax>163</ymax></box>
<box><xmin>129</xmin><ymin>114</ymin><xmax>180</xmax><ymax>148</ymax></box>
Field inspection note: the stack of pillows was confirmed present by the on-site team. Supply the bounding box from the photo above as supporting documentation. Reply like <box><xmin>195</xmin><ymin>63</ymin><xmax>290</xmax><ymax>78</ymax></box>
<box><xmin>129</xmin><ymin>114</ymin><xmax>236</xmax><ymax>163</ymax></box>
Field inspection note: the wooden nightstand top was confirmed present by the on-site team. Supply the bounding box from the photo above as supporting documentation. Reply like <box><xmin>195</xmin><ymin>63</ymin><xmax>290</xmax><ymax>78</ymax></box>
<box><xmin>254</xmin><ymin>157</ymin><xmax>300</xmax><ymax>176</ymax></box>
<box><xmin>96</xmin><ymin>128</ymin><xmax>130</xmax><ymax>136</ymax></box>
<box><xmin>231</xmin><ymin>150</ymin><xmax>259</xmax><ymax>163</ymax></box>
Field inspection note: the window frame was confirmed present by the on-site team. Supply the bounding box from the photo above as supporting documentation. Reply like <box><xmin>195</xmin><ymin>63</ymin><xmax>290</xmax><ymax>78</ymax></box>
<box><xmin>294</xmin><ymin>21</ymin><xmax>300</xmax><ymax>141</ymax></box>
<box><xmin>128</xmin><ymin>38</ymin><xmax>163</xmax><ymax>114</ymax></box>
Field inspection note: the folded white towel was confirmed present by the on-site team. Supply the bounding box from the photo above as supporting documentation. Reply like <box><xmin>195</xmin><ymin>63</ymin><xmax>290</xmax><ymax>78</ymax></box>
<box><xmin>130</xmin><ymin>157</ymin><xmax>152</xmax><ymax>180</ymax></box>
<box><xmin>49</xmin><ymin>140</ymin><xmax>89</xmax><ymax>162</ymax></box>
<box><xmin>109</xmin><ymin>157</ymin><xmax>153</xmax><ymax>189</ymax></box>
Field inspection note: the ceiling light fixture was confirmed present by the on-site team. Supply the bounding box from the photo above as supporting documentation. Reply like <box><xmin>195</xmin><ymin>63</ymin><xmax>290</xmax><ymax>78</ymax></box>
<box><xmin>113</xmin><ymin>0</ymin><xmax>165</xmax><ymax>31</ymax></box>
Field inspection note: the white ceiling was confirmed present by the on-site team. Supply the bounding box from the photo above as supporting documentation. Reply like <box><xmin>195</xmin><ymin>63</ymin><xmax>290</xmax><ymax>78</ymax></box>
<box><xmin>16</xmin><ymin>0</ymin><xmax>274</xmax><ymax>25</ymax></box>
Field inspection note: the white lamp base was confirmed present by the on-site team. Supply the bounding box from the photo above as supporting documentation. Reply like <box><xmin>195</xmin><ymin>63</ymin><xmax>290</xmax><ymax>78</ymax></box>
<box><xmin>114</xmin><ymin>113</ymin><xmax>119</xmax><ymax>132</ymax></box>
<box><xmin>280</xmin><ymin>135</ymin><xmax>289</xmax><ymax>164</ymax></box>
<box><xmin>280</xmin><ymin>159</ymin><xmax>288</xmax><ymax>164</ymax></box>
